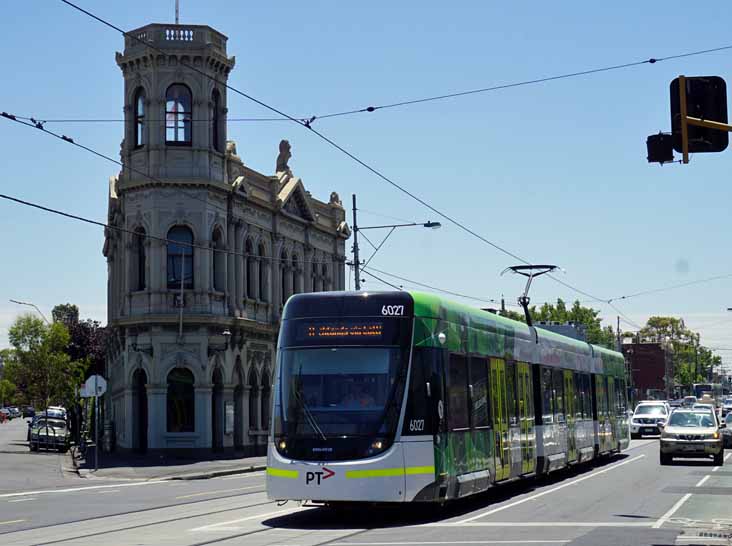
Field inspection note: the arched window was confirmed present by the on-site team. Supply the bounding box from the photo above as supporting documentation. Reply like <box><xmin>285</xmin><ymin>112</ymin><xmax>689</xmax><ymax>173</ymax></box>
<box><xmin>134</xmin><ymin>227</ymin><xmax>147</xmax><ymax>291</ymax></box>
<box><xmin>166</xmin><ymin>84</ymin><xmax>192</xmax><ymax>145</ymax></box>
<box><xmin>258</xmin><ymin>243</ymin><xmax>267</xmax><ymax>302</ymax></box>
<box><xmin>211</xmin><ymin>89</ymin><xmax>222</xmax><ymax>152</ymax></box>
<box><xmin>280</xmin><ymin>250</ymin><xmax>288</xmax><ymax>306</ymax></box>
<box><xmin>260</xmin><ymin>368</ymin><xmax>271</xmax><ymax>431</ymax></box>
<box><xmin>167</xmin><ymin>368</ymin><xmax>195</xmax><ymax>432</ymax></box>
<box><xmin>212</xmin><ymin>228</ymin><xmax>224</xmax><ymax>292</ymax></box>
<box><xmin>248</xmin><ymin>370</ymin><xmax>258</xmax><ymax>429</ymax></box>
<box><xmin>245</xmin><ymin>239</ymin><xmax>255</xmax><ymax>298</ymax></box>
<box><xmin>134</xmin><ymin>88</ymin><xmax>146</xmax><ymax>148</ymax></box>
<box><xmin>167</xmin><ymin>226</ymin><xmax>194</xmax><ymax>289</ymax></box>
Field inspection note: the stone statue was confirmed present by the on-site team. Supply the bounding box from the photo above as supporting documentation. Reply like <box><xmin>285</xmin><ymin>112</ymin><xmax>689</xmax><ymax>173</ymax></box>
<box><xmin>329</xmin><ymin>192</ymin><xmax>342</xmax><ymax>206</ymax></box>
<box><xmin>276</xmin><ymin>139</ymin><xmax>291</xmax><ymax>173</ymax></box>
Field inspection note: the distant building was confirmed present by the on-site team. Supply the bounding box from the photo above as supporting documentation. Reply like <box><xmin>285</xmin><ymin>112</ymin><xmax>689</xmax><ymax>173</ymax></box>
<box><xmin>622</xmin><ymin>341</ymin><xmax>673</xmax><ymax>401</ymax></box>
<box><xmin>104</xmin><ymin>23</ymin><xmax>350</xmax><ymax>454</ymax></box>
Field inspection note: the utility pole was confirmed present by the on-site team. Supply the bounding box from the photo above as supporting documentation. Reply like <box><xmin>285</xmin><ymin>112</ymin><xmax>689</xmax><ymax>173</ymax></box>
<box><xmin>617</xmin><ymin>316</ymin><xmax>621</xmax><ymax>351</ymax></box>
<box><xmin>175</xmin><ymin>0</ymin><xmax>179</xmax><ymax>24</ymax></box>
<box><xmin>352</xmin><ymin>194</ymin><xmax>361</xmax><ymax>290</ymax></box>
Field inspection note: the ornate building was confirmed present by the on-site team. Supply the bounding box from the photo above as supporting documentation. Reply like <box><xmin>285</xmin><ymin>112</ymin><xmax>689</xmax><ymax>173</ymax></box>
<box><xmin>103</xmin><ymin>23</ymin><xmax>349</xmax><ymax>454</ymax></box>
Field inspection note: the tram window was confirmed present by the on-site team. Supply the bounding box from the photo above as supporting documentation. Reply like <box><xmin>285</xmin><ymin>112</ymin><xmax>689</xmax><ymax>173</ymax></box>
<box><xmin>552</xmin><ymin>369</ymin><xmax>565</xmax><ymax>424</ymax></box>
<box><xmin>448</xmin><ymin>354</ymin><xmax>470</xmax><ymax>430</ymax></box>
<box><xmin>582</xmin><ymin>373</ymin><xmax>592</xmax><ymax>418</ymax></box>
<box><xmin>574</xmin><ymin>372</ymin><xmax>583</xmax><ymax>420</ymax></box>
<box><xmin>506</xmin><ymin>361</ymin><xmax>518</xmax><ymax>426</ymax></box>
<box><xmin>541</xmin><ymin>367</ymin><xmax>553</xmax><ymax>425</ymax></box>
<box><xmin>469</xmin><ymin>357</ymin><xmax>490</xmax><ymax>428</ymax></box>
<box><xmin>403</xmin><ymin>348</ymin><xmax>433</xmax><ymax>434</ymax></box>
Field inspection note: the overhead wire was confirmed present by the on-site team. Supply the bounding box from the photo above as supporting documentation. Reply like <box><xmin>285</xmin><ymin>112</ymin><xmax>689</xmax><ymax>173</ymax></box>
<box><xmin>45</xmin><ymin>1</ymin><xmax>732</xmax><ymax>310</ymax></box>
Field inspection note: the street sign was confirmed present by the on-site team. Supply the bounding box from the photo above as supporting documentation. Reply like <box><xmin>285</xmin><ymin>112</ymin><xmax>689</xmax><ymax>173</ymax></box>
<box><xmin>84</xmin><ymin>375</ymin><xmax>107</xmax><ymax>397</ymax></box>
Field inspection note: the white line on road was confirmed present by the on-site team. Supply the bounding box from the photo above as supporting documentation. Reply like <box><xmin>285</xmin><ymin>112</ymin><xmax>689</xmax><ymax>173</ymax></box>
<box><xmin>328</xmin><ymin>540</ymin><xmax>571</xmax><ymax>546</ymax></box>
<box><xmin>190</xmin><ymin>506</ymin><xmax>311</xmax><ymax>532</ymax></box>
<box><xmin>428</xmin><ymin>522</ymin><xmax>653</xmax><ymax>528</ymax></box>
<box><xmin>456</xmin><ymin>454</ymin><xmax>646</xmax><ymax>524</ymax></box>
<box><xmin>695</xmin><ymin>475</ymin><xmax>710</xmax><ymax>488</ymax></box>
<box><xmin>0</xmin><ymin>519</ymin><xmax>26</xmax><ymax>525</ymax></box>
<box><xmin>175</xmin><ymin>485</ymin><xmax>261</xmax><ymax>500</ymax></box>
<box><xmin>0</xmin><ymin>479</ymin><xmax>167</xmax><ymax>498</ymax></box>
<box><xmin>652</xmin><ymin>494</ymin><xmax>691</xmax><ymax>529</ymax></box>
<box><xmin>8</xmin><ymin>498</ymin><xmax>36</xmax><ymax>503</ymax></box>
<box><xmin>328</xmin><ymin>542</ymin><xmax>570</xmax><ymax>545</ymax></box>
<box><xmin>217</xmin><ymin>471</ymin><xmax>266</xmax><ymax>480</ymax></box>
<box><xmin>97</xmin><ymin>489</ymin><xmax>121</xmax><ymax>494</ymax></box>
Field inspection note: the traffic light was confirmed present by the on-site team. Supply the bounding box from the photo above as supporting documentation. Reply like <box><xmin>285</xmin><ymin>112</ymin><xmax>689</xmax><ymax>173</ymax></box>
<box><xmin>670</xmin><ymin>76</ymin><xmax>728</xmax><ymax>153</ymax></box>
<box><xmin>646</xmin><ymin>132</ymin><xmax>674</xmax><ymax>164</ymax></box>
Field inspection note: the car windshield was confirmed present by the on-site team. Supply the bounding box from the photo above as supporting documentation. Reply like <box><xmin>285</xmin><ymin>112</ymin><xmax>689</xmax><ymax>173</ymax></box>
<box><xmin>635</xmin><ymin>405</ymin><xmax>666</xmax><ymax>416</ymax></box>
<box><xmin>723</xmin><ymin>398</ymin><xmax>732</xmax><ymax>405</ymax></box>
<box><xmin>35</xmin><ymin>419</ymin><xmax>66</xmax><ymax>429</ymax></box>
<box><xmin>668</xmin><ymin>411</ymin><xmax>716</xmax><ymax>427</ymax></box>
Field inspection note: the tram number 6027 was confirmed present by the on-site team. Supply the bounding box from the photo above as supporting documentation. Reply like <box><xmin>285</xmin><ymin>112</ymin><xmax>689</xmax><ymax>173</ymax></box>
<box><xmin>382</xmin><ymin>305</ymin><xmax>404</xmax><ymax>316</ymax></box>
<box><xmin>409</xmin><ymin>419</ymin><xmax>425</xmax><ymax>432</ymax></box>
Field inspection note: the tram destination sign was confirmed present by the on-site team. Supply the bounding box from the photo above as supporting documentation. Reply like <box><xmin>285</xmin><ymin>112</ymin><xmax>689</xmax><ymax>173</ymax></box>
<box><xmin>282</xmin><ymin>317</ymin><xmax>410</xmax><ymax>347</ymax></box>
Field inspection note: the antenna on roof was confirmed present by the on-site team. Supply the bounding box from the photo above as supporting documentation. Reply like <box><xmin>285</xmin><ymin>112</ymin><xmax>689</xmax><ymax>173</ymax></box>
<box><xmin>500</xmin><ymin>265</ymin><xmax>561</xmax><ymax>327</ymax></box>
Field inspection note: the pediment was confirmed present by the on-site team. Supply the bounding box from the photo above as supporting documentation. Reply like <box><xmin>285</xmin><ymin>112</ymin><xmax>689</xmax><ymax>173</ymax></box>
<box><xmin>278</xmin><ymin>178</ymin><xmax>315</xmax><ymax>222</ymax></box>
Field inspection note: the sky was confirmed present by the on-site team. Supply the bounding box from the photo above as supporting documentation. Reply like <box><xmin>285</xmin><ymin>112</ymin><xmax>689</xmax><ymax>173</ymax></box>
<box><xmin>1</xmin><ymin>1</ymin><xmax>731</xmax><ymax>373</ymax></box>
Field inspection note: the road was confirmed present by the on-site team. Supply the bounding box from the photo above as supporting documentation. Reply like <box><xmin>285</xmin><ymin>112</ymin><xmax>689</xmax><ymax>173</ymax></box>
<box><xmin>0</xmin><ymin>430</ymin><xmax>730</xmax><ymax>545</ymax></box>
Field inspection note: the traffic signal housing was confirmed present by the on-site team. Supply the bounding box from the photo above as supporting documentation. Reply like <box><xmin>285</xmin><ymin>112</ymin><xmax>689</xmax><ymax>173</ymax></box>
<box><xmin>646</xmin><ymin>132</ymin><xmax>674</xmax><ymax>164</ymax></box>
<box><xmin>671</xmin><ymin>76</ymin><xmax>728</xmax><ymax>154</ymax></box>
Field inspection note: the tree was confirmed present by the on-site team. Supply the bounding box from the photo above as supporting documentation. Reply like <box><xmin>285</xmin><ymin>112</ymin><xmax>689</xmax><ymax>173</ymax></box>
<box><xmin>0</xmin><ymin>378</ymin><xmax>16</xmax><ymax>406</ymax></box>
<box><xmin>6</xmin><ymin>314</ymin><xmax>86</xmax><ymax>411</ymax></box>
<box><xmin>52</xmin><ymin>304</ymin><xmax>108</xmax><ymax>377</ymax></box>
<box><xmin>500</xmin><ymin>299</ymin><xmax>617</xmax><ymax>349</ymax></box>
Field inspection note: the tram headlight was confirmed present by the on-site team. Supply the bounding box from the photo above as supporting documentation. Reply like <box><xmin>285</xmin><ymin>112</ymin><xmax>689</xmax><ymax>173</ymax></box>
<box><xmin>278</xmin><ymin>439</ymin><xmax>287</xmax><ymax>451</ymax></box>
<box><xmin>371</xmin><ymin>440</ymin><xmax>383</xmax><ymax>450</ymax></box>
<box><xmin>366</xmin><ymin>438</ymin><xmax>388</xmax><ymax>456</ymax></box>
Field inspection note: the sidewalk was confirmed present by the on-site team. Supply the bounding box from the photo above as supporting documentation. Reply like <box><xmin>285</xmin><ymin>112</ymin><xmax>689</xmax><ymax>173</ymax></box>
<box><xmin>70</xmin><ymin>444</ymin><xmax>267</xmax><ymax>481</ymax></box>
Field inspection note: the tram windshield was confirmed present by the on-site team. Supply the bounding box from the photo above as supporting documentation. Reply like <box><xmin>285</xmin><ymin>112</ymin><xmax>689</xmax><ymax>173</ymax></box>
<box><xmin>280</xmin><ymin>347</ymin><xmax>403</xmax><ymax>438</ymax></box>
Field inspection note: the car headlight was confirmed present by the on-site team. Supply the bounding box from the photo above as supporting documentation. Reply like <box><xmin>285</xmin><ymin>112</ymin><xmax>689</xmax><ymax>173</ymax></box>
<box><xmin>705</xmin><ymin>432</ymin><xmax>720</xmax><ymax>440</ymax></box>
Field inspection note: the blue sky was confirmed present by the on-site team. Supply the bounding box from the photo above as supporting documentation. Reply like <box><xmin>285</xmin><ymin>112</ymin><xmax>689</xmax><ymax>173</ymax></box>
<box><xmin>1</xmin><ymin>1</ymin><xmax>731</xmax><ymax>372</ymax></box>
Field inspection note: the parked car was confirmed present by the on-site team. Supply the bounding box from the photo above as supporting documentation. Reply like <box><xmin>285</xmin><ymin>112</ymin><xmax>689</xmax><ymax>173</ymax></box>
<box><xmin>659</xmin><ymin>408</ymin><xmax>725</xmax><ymax>466</ymax></box>
<box><xmin>0</xmin><ymin>407</ymin><xmax>13</xmax><ymax>421</ymax></box>
<box><xmin>21</xmin><ymin>406</ymin><xmax>35</xmax><ymax>418</ymax></box>
<box><xmin>631</xmin><ymin>401</ymin><xmax>670</xmax><ymax>438</ymax></box>
<box><xmin>29</xmin><ymin>417</ymin><xmax>70</xmax><ymax>453</ymax></box>
<box><xmin>722</xmin><ymin>398</ymin><xmax>732</xmax><ymax>418</ymax></box>
<box><xmin>8</xmin><ymin>406</ymin><xmax>20</xmax><ymax>419</ymax></box>
<box><xmin>723</xmin><ymin>413</ymin><xmax>732</xmax><ymax>448</ymax></box>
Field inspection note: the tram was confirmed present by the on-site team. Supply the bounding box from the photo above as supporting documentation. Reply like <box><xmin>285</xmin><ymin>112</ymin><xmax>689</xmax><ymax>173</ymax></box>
<box><xmin>266</xmin><ymin>291</ymin><xmax>629</xmax><ymax>503</ymax></box>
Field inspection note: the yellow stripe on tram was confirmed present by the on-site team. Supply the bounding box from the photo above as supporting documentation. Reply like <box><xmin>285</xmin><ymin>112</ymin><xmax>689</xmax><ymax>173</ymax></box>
<box><xmin>267</xmin><ymin>467</ymin><xmax>299</xmax><ymax>479</ymax></box>
<box><xmin>346</xmin><ymin>466</ymin><xmax>435</xmax><ymax>479</ymax></box>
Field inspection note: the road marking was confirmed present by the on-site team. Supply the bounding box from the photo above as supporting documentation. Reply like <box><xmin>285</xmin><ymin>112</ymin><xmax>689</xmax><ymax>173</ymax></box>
<box><xmin>8</xmin><ymin>498</ymin><xmax>36</xmax><ymax>503</ymax></box>
<box><xmin>427</xmin><ymin>522</ymin><xmax>653</xmax><ymax>528</ymax></box>
<box><xmin>328</xmin><ymin>540</ymin><xmax>571</xmax><ymax>546</ymax></box>
<box><xmin>695</xmin><ymin>475</ymin><xmax>710</xmax><ymax>487</ymax></box>
<box><xmin>0</xmin><ymin>519</ymin><xmax>26</xmax><ymax>525</ymax></box>
<box><xmin>97</xmin><ymin>489</ymin><xmax>121</xmax><ymax>494</ymax></box>
<box><xmin>456</xmin><ymin>454</ymin><xmax>646</xmax><ymax>524</ymax></box>
<box><xmin>328</xmin><ymin>542</ymin><xmax>570</xmax><ymax>545</ymax></box>
<box><xmin>190</xmin><ymin>506</ymin><xmax>311</xmax><ymax>532</ymax></box>
<box><xmin>175</xmin><ymin>485</ymin><xmax>261</xmax><ymax>500</ymax></box>
<box><xmin>652</xmin><ymin>494</ymin><xmax>691</xmax><ymax>529</ymax></box>
<box><xmin>218</xmin><ymin>472</ymin><xmax>266</xmax><ymax>480</ymax></box>
<box><xmin>0</xmin><ymin>480</ymin><xmax>166</xmax><ymax>498</ymax></box>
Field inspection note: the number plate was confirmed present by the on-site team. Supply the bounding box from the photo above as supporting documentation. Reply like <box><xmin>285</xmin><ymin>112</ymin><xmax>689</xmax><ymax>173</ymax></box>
<box><xmin>642</xmin><ymin>427</ymin><xmax>656</xmax><ymax>434</ymax></box>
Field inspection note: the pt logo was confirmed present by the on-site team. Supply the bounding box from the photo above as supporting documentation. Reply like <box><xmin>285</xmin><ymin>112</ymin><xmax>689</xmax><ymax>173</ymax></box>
<box><xmin>305</xmin><ymin>467</ymin><xmax>335</xmax><ymax>485</ymax></box>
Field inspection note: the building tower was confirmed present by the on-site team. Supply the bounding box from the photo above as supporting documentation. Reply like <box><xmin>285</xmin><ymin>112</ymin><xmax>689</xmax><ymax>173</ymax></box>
<box><xmin>104</xmin><ymin>23</ymin><xmax>349</xmax><ymax>454</ymax></box>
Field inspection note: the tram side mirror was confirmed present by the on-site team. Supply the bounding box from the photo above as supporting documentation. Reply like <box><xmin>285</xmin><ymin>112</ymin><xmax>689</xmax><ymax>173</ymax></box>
<box><xmin>426</xmin><ymin>382</ymin><xmax>432</xmax><ymax>398</ymax></box>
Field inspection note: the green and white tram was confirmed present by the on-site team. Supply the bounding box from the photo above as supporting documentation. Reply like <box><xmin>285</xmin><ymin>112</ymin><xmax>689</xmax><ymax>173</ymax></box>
<box><xmin>267</xmin><ymin>291</ymin><xmax>629</xmax><ymax>503</ymax></box>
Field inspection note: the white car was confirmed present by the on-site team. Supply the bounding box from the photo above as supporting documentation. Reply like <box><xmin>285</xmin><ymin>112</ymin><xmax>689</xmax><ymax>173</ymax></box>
<box><xmin>631</xmin><ymin>401</ymin><xmax>669</xmax><ymax>439</ymax></box>
<box><xmin>721</xmin><ymin>398</ymin><xmax>732</xmax><ymax>417</ymax></box>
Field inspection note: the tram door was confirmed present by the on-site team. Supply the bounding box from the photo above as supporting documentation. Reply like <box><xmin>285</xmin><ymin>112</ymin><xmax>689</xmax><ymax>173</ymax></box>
<box><xmin>564</xmin><ymin>371</ymin><xmax>577</xmax><ymax>462</ymax></box>
<box><xmin>490</xmin><ymin>358</ymin><xmax>510</xmax><ymax>481</ymax></box>
<box><xmin>517</xmin><ymin>362</ymin><xmax>535</xmax><ymax>474</ymax></box>
<box><xmin>607</xmin><ymin>376</ymin><xmax>617</xmax><ymax>449</ymax></box>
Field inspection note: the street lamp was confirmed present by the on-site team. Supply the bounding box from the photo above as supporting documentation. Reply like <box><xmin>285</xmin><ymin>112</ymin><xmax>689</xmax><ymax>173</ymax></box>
<box><xmin>9</xmin><ymin>299</ymin><xmax>50</xmax><ymax>325</ymax></box>
<box><xmin>350</xmin><ymin>194</ymin><xmax>441</xmax><ymax>290</ymax></box>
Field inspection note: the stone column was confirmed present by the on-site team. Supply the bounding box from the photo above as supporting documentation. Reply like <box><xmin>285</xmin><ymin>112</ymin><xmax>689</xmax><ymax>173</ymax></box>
<box><xmin>235</xmin><ymin>223</ymin><xmax>245</xmax><ymax>313</ymax></box>
<box><xmin>243</xmin><ymin>385</ymin><xmax>252</xmax><ymax>454</ymax></box>
<box><xmin>199</xmin><ymin>235</ymin><xmax>211</xmax><ymax>297</ymax></box>
<box><xmin>227</xmin><ymin>220</ymin><xmax>236</xmax><ymax>313</ymax></box>
<box><xmin>122</xmin><ymin>387</ymin><xmax>134</xmax><ymax>451</ymax></box>
<box><xmin>272</xmin><ymin>237</ymin><xmax>284</xmax><ymax>318</ymax></box>
<box><xmin>146</xmin><ymin>385</ymin><xmax>167</xmax><ymax>450</ymax></box>
<box><xmin>196</xmin><ymin>385</ymin><xmax>213</xmax><ymax>449</ymax></box>
<box><xmin>304</xmin><ymin>246</ymin><xmax>314</xmax><ymax>293</ymax></box>
<box><xmin>252</xmin><ymin>258</ymin><xmax>261</xmax><ymax>303</ymax></box>
<box><xmin>222</xmin><ymin>385</ymin><xmax>235</xmax><ymax>449</ymax></box>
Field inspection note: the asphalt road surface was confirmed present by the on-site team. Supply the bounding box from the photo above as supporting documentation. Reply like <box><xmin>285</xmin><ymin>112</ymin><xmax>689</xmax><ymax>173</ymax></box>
<box><xmin>0</xmin><ymin>433</ymin><xmax>731</xmax><ymax>546</ymax></box>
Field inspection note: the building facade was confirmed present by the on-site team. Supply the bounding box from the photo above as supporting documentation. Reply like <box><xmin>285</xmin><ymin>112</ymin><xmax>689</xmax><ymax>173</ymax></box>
<box><xmin>103</xmin><ymin>23</ymin><xmax>350</xmax><ymax>454</ymax></box>
<box><xmin>622</xmin><ymin>341</ymin><xmax>673</xmax><ymax>403</ymax></box>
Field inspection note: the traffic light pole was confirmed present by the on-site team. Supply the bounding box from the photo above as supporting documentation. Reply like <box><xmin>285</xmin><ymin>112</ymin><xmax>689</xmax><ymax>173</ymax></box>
<box><xmin>352</xmin><ymin>194</ymin><xmax>361</xmax><ymax>291</ymax></box>
<box><xmin>678</xmin><ymin>74</ymin><xmax>732</xmax><ymax>164</ymax></box>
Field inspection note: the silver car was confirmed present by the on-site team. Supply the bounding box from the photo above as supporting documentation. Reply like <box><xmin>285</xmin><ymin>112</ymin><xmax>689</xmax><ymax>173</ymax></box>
<box><xmin>659</xmin><ymin>409</ymin><xmax>724</xmax><ymax>466</ymax></box>
<box><xmin>29</xmin><ymin>418</ymin><xmax>70</xmax><ymax>453</ymax></box>
<box><xmin>722</xmin><ymin>413</ymin><xmax>732</xmax><ymax>448</ymax></box>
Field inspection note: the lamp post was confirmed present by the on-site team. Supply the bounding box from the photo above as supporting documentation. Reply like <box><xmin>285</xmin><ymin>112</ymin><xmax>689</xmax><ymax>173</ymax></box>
<box><xmin>9</xmin><ymin>299</ymin><xmax>50</xmax><ymax>325</ymax></box>
<box><xmin>350</xmin><ymin>194</ymin><xmax>441</xmax><ymax>290</ymax></box>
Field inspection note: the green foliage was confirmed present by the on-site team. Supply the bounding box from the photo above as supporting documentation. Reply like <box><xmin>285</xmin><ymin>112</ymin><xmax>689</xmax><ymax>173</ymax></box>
<box><xmin>0</xmin><ymin>378</ymin><xmax>16</xmax><ymax>405</ymax></box>
<box><xmin>52</xmin><ymin>303</ymin><xmax>79</xmax><ymax>325</ymax></box>
<box><xmin>501</xmin><ymin>299</ymin><xmax>617</xmax><ymax>349</ymax></box>
<box><xmin>6</xmin><ymin>314</ymin><xmax>87</xmax><ymax>410</ymax></box>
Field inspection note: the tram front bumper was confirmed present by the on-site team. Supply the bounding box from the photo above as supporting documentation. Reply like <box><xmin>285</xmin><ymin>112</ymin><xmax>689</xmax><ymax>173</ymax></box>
<box><xmin>266</xmin><ymin>441</ymin><xmax>436</xmax><ymax>503</ymax></box>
